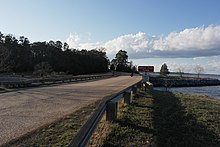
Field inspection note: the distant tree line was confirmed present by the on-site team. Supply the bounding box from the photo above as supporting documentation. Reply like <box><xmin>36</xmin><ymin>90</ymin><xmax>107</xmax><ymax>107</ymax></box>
<box><xmin>0</xmin><ymin>32</ymin><xmax>109</xmax><ymax>75</ymax></box>
<box><xmin>160</xmin><ymin>63</ymin><xmax>205</xmax><ymax>78</ymax></box>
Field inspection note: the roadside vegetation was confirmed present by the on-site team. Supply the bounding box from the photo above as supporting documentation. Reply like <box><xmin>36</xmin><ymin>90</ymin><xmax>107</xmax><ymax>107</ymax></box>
<box><xmin>90</xmin><ymin>90</ymin><xmax>220</xmax><ymax>146</ymax></box>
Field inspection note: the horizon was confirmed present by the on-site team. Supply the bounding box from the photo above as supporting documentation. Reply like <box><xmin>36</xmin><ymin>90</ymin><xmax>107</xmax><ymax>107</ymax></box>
<box><xmin>1</xmin><ymin>0</ymin><xmax>220</xmax><ymax>74</ymax></box>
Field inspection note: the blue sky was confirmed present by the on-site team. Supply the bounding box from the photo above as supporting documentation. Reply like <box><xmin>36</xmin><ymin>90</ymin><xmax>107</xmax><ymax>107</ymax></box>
<box><xmin>1</xmin><ymin>0</ymin><xmax>220</xmax><ymax>74</ymax></box>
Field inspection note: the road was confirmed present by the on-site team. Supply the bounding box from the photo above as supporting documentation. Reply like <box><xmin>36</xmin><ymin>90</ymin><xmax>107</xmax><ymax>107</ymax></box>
<box><xmin>0</xmin><ymin>75</ymin><xmax>141</xmax><ymax>145</ymax></box>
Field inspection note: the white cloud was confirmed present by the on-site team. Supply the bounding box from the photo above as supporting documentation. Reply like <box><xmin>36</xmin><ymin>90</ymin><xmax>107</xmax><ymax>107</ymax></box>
<box><xmin>155</xmin><ymin>25</ymin><xmax>220</xmax><ymax>51</ymax></box>
<box><xmin>206</xmin><ymin>59</ymin><xmax>220</xmax><ymax>73</ymax></box>
<box><xmin>66</xmin><ymin>25</ymin><xmax>220</xmax><ymax>59</ymax></box>
<box><xmin>79</xmin><ymin>42</ymin><xmax>102</xmax><ymax>50</ymax></box>
<box><xmin>104</xmin><ymin>32</ymin><xmax>155</xmax><ymax>58</ymax></box>
<box><xmin>66</xmin><ymin>33</ymin><xmax>102</xmax><ymax>50</ymax></box>
<box><xmin>66</xmin><ymin>33</ymin><xmax>81</xmax><ymax>49</ymax></box>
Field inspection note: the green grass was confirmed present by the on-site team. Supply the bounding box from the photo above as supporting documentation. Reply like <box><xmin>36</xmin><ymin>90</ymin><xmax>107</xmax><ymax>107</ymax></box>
<box><xmin>4</xmin><ymin>100</ymin><xmax>101</xmax><ymax>147</ymax></box>
<box><xmin>99</xmin><ymin>90</ymin><xmax>220</xmax><ymax>147</ymax></box>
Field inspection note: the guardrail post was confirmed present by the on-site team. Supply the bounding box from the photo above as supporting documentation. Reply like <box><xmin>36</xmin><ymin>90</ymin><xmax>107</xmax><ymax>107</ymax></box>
<box><xmin>106</xmin><ymin>100</ymin><xmax>118</xmax><ymax>122</ymax></box>
<box><xmin>137</xmin><ymin>82</ymin><xmax>142</xmax><ymax>93</ymax></box>
<box><xmin>132</xmin><ymin>85</ymin><xmax>137</xmax><ymax>95</ymax></box>
<box><xmin>137</xmin><ymin>82</ymin><xmax>141</xmax><ymax>89</ymax></box>
<box><xmin>124</xmin><ymin>91</ymin><xmax>131</xmax><ymax>104</ymax></box>
<box><xmin>142</xmin><ymin>82</ymin><xmax>147</xmax><ymax>92</ymax></box>
<box><xmin>146</xmin><ymin>81</ymin><xmax>153</xmax><ymax>90</ymax></box>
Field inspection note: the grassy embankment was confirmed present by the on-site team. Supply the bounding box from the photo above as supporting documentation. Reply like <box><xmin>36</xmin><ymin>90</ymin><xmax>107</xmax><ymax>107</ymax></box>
<box><xmin>89</xmin><ymin>90</ymin><xmax>220</xmax><ymax>146</ymax></box>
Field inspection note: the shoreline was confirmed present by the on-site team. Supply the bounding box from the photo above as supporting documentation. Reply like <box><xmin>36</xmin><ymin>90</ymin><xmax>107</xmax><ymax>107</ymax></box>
<box><xmin>155</xmin><ymin>86</ymin><xmax>220</xmax><ymax>100</ymax></box>
<box><xmin>149</xmin><ymin>75</ymin><xmax>220</xmax><ymax>87</ymax></box>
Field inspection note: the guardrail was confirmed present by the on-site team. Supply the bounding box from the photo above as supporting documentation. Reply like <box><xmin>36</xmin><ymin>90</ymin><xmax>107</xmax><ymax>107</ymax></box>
<box><xmin>68</xmin><ymin>79</ymin><xmax>143</xmax><ymax>147</ymax></box>
<box><xmin>0</xmin><ymin>74</ymin><xmax>114</xmax><ymax>89</ymax></box>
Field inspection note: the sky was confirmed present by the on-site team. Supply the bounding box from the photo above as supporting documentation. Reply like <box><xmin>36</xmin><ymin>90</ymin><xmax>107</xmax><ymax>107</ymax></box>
<box><xmin>1</xmin><ymin>0</ymin><xmax>220</xmax><ymax>74</ymax></box>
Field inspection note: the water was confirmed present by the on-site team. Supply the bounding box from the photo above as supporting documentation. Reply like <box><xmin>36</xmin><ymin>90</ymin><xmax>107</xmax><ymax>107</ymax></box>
<box><xmin>154</xmin><ymin>73</ymin><xmax>220</xmax><ymax>100</ymax></box>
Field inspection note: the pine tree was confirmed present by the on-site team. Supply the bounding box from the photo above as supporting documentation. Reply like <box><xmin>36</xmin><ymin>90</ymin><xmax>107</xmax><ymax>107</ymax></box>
<box><xmin>160</xmin><ymin>63</ymin><xmax>169</xmax><ymax>76</ymax></box>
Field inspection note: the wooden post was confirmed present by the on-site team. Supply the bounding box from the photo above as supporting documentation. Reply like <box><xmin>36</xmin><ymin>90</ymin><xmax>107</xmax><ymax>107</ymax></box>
<box><xmin>145</xmin><ymin>82</ymin><xmax>147</xmax><ymax>92</ymax></box>
<box><xmin>137</xmin><ymin>82</ymin><xmax>141</xmax><ymax>89</ymax></box>
<box><xmin>132</xmin><ymin>86</ymin><xmax>137</xmax><ymax>95</ymax></box>
<box><xmin>124</xmin><ymin>91</ymin><xmax>131</xmax><ymax>104</ymax></box>
<box><xmin>106</xmin><ymin>100</ymin><xmax>118</xmax><ymax>122</ymax></box>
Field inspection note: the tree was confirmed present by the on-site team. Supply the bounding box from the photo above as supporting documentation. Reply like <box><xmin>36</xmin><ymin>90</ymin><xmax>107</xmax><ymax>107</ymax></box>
<box><xmin>4</xmin><ymin>34</ymin><xmax>13</xmax><ymax>45</ymax></box>
<box><xmin>56</xmin><ymin>41</ymin><xmax>63</xmax><ymax>49</ymax></box>
<box><xmin>0</xmin><ymin>45</ymin><xmax>10</xmax><ymax>72</ymax></box>
<box><xmin>33</xmin><ymin>62</ymin><xmax>53</xmax><ymax>76</ymax></box>
<box><xmin>110</xmin><ymin>59</ymin><xmax>117</xmax><ymax>70</ymax></box>
<box><xmin>110</xmin><ymin>64</ymin><xmax>115</xmax><ymax>70</ymax></box>
<box><xmin>115</xmin><ymin>50</ymin><xmax>128</xmax><ymax>64</ymax></box>
<box><xmin>48</xmin><ymin>40</ymin><xmax>56</xmax><ymax>47</ymax></box>
<box><xmin>131</xmin><ymin>64</ymin><xmax>138</xmax><ymax>73</ymax></box>
<box><xmin>63</xmin><ymin>42</ymin><xmax>69</xmax><ymax>50</ymax></box>
<box><xmin>194</xmin><ymin>65</ymin><xmax>204</xmax><ymax>78</ymax></box>
<box><xmin>160</xmin><ymin>63</ymin><xmax>169</xmax><ymax>76</ymax></box>
<box><xmin>111</xmin><ymin>50</ymin><xmax>130</xmax><ymax>72</ymax></box>
<box><xmin>176</xmin><ymin>66</ymin><xmax>185</xmax><ymax>77</ymax></box>
<box><xmin>0</xmin><ymin>32</ymin><xmax>3</xmax><ymax>43</ymax></box>
<box><xmin>19</xmin><ymin>36</ymin><xmax>30</xmax><ymax>46</ymax></box>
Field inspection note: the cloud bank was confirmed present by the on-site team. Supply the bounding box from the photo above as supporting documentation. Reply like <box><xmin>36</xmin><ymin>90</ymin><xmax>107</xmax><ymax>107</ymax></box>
<box><xmin>66</xmin><ymin>25</ymin><xmax>220</xmax><ymax>59</ymax></box>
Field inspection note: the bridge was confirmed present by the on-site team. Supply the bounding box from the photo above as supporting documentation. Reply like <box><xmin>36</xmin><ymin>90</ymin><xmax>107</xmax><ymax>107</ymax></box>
<box><xmin>0</xmin><ymin>74</ymin><xmax>141</xmax><ymax>145</ymax></box>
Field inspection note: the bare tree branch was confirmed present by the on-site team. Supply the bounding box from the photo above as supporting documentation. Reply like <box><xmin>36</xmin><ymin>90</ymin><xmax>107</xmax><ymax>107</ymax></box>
<box><xmin>194</xmin><ymin>65</ymin><xmax>205</xmax><ymax>78</ymax></box>
<box><xmin>176</xmin><ymin>66</ymin><xmax>185</xmax><ymax>77</ymax></box>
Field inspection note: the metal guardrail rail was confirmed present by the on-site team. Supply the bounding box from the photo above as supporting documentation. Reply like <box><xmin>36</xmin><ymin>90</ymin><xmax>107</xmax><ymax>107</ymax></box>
<box><xmin>0</xmin><ymin>74</ymin><xmax>113</xmax><ymax>89</ymax></box>
<box><xmin>68</xmin><ymin>79</ymin><xmax>142</xmax><ymax>147</ymax></box>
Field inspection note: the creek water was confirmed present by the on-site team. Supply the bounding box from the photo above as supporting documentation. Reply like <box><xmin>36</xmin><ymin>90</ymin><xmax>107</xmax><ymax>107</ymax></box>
<box><xmin>153</xmin><ymin>73</ymin><xmax>220</xmax><ymax>100</ymax></box>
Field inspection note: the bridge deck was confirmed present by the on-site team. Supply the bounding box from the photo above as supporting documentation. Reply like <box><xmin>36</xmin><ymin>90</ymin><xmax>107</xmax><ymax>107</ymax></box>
<box><xmin>0</xmin><ymin>75</ymin><xmax>141</xmax><ymax>145</ymax></box>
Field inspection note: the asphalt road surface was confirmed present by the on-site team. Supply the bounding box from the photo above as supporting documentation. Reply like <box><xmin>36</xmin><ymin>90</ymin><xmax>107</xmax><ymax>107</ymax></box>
<box><xmin>0</xmin><ymin>75</ymin><xmax>141</xmax><ymax>145</ymax></box>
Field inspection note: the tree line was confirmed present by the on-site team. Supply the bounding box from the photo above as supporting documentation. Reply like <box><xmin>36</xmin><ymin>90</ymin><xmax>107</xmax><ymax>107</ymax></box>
<box><xmin>0</xmin><ymin>32</ymin><xmax>109</xmax><ymax>75</ymax></box>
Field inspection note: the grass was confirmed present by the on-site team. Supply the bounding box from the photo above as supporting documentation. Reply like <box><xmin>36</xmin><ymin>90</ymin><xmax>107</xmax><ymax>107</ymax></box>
<box><xmin>3</xmin><ymin>100</ymin><xmax>101</xmax><ymax>147</ymax></box>
<box><xmin>151</xmin><ymin>91</ymin><xmax>220</xmax><ymax>146</ymax></box>
<box><xmin>90</xmin><ymin>89</ymin><xmax>220</xmax><ymax>147</ymax></box>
